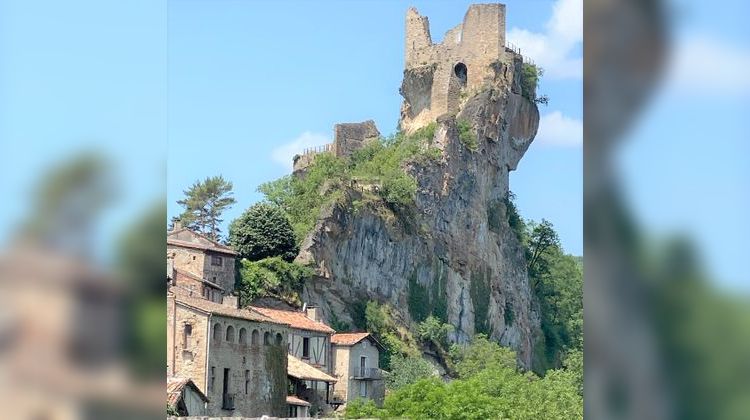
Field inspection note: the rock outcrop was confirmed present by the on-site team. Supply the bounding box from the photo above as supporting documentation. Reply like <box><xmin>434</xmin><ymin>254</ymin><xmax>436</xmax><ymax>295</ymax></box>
<box><xmin>296</xmin><ymin>31</ymin><xmax>542</xmax><ymax>366</ymax></box>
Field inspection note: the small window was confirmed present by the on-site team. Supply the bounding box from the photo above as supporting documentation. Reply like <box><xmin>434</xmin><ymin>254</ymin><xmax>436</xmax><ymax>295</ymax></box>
<box><xmin>213</xmin><ymin>323</ymin><xmax>222</xmax><ymax>341</ymax></box>
<box><xmin>302</xmin><ymin>337</ymin><xmax>310</xmax><ymax>358</ymax></box>
<box><xmin>226</xmin><ymin>325</ymin><xmax>235</xmax><ymax>342</ymax></box>
<box><xmin>239</xmin><ymin>328</ymin><xmax>247</xmax><ymax>345</ymax></box>
<box><xmin>202</xmin><ymin>287</ymin><xmax>210</xmax><ymax>299</ymax></box>
<box><xmin>251</xmin><ymin>329</ymin><xmax>259</xmax><ymax>345</ymax></box>
<box><xmin>275</xmin><ymin>332</ymin><xmax>283</xmax><ymax>346</ymax></box>
<box><xmin>245</xmin><ymin>370</ymin><xmax>250</xmax><ymax>394</ymax></box>
<box><xmin>209</xmin><ymin>366</ymin><xmax>215</xmax><ymax>393</ymax></box>
<box><xmin>360</xmin><ymin>356</ymin><xmax>367</xmax><ymax>376</ymax></box>
<box><xmin>211</xmin><ymin>255</ymin><xmax>222</xmax><ymax>266</ymax></box>
<box><xmin>183</xmin><ymin>324</ymin><xmax>192</xmax><ymax>349</ymax></box>
<box><xmin>454</xmin><ymin>62</ymin><xmax>468</xmax><ymax>86</ymax></box>
<box><xmin>192</xmin><ymin>255</ymin><xmax>196</xmax><ymax>261</ymax></box>
<box><xmin>264</xmin><ymin>331</ymin><xmax>271</xmax><ymax>345</ymax></box>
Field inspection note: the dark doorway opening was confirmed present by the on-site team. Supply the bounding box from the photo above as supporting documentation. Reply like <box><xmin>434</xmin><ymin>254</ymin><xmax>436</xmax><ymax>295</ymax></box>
<box><xmin>454</xmin><ymin>62</ymin><xmax>468</xmax><ymax>86</ymax></box>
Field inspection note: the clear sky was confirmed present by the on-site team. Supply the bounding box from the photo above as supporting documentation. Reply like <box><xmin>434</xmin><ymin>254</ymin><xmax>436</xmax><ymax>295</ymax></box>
<box><xmin>167</xmin><ymin>0</ymin><xmax>584</xmax><ymax>256</ymax></box>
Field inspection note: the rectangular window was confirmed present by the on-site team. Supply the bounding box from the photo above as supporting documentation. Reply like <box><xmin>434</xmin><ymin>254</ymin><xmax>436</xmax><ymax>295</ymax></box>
<box><xmin>359</xmin><ymin>380</ymin><xmax>367</xmax><ymax>397</ymax></box>
<box><xmin>211</xmin><ymin>255</ymin><xmax>222</xmax><ymax>266</ymax></box>
<box><xmin>209</xmin><ymin>366</ymin><xmax>215</xmax><ymax>393</ymax></box>
<box><xmin>360</xmin><ymin>356</ymin><xmax>367</xmax><ymax>376</ymax></box>
<box><xmin>245</xmin><ymin>370</ymin><xmax>250</xmax><ymax>394</ymax></box>
<box><xmin>302</xmin><ymin>337</ymin><xmax>310</xmax><ymax>359</ymax></box>
<box><xmin>202</xmin><ymin>287</ymin><xmax>209</xmax><ymax>299</ymax></box>
<box><xmin>183</xmin><ymin>324</ymin><xmax>192</xmax><ymax>349</ymax></box>
<box><xmin>223</xmin><ymin>368</ymin><xmax>230</xmax><ymax>394</ymax></box>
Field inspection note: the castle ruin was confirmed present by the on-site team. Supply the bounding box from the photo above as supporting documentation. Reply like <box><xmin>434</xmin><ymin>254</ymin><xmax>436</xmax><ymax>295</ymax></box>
<box><xmin>401</xmin><ymin>4</ymin><xmax>510</xmax><ymax>133</ymax></box>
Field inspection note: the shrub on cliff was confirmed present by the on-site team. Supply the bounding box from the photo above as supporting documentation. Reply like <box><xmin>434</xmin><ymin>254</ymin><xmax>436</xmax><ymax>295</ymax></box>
<box><xmin>521</xmin><ymin>62</ymin><xmax>543</xmax><ymax>101</ymax></box>
<box><xmin>228</xmin><ymin>202</ymin><xmax>298</xmax><ymax>262</ymax></box>
<box><xmin>236</xmin><ymin>257</ymin><xmax>313</xmax><ymax>307</ymax></box>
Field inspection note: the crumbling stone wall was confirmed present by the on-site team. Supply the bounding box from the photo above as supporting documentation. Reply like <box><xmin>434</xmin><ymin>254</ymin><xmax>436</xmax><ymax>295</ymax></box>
<box><xmin>291</xmin><ymin>120</ymin><xmax>380</xmax><ymax>176</ymax></box>
<box><xmin>401</xmin><ymin>4</ymin><xmax>512</xmax><ymax>133</ymax></box>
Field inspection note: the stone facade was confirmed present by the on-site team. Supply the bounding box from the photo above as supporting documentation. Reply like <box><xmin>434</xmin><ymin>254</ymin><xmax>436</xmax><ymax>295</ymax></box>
<box><xmin>331</xmin><ymin>335</ymin><xmax>384</xmax><ymax>405</ymax></box>
<box><xmin>168</xmin><ymin>224</ymin><xmax>237</xmax><ymax>293</ymax></box>
<box><xmin>400</xmin><ymin>4</ymin><xmax>511</xmax><ymax>133</ymax></box>
<box><xmin>167</xmin><ymin>290</ymin><xmax>290</xmax><ymax>417</ymax></box>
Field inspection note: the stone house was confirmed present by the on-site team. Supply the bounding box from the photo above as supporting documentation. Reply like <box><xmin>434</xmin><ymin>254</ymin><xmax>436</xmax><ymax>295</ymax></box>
<box><xmin>331</xmin><ymin>333</ymin><xmax>386</xmax><ymax>405</ymax></box>
<box><xmin>167</xmin><ymin>221</ymin><xmax>237</xmax><ymax>295</ymax></box>
<box><xmin>167</xmin><ymin>287</ymin><xmax>290</xmax><ymax>417</ymax></box>
<box><xmin>251</xmin><ymin>304</ymin><xmax>340</xmax><ymax>413</ymax></box>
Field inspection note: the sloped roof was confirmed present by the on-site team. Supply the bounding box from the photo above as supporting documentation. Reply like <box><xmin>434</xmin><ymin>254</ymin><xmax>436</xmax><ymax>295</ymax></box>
<box><xmin>287</xmin><ymin>354</ymin><xmax>337</xmax><ymax>383</ymax></box>
<box><xmin>331</xmin><ymin>332</ymin><xmax>385</xmax><ymax>351</ymax></box>
<box><xmin>251</xmin><ymin>306</ymin><xmax>335</xmax><ymax>334</ymax></box>
<box><xmin>167</xmin><ymin>377</ymin><xmax>208</xmax><ymax>406</ymax></box>
<box><xmin>174</xmin><ymin>291</ymin><xmax>287</xmax><ymax>325</ymax></box>
<box><xmin>167</xmin><ymin>228</ymin><xmax>237</xmax><ymax>255</ymax></box>
<box><xmin>286</xmin><ymin>395</ymin><xmax>311</xmax><ymax>407</ymax></box>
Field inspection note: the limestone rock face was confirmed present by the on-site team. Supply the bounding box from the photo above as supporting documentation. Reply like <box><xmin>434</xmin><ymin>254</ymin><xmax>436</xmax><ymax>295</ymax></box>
<box><xmin>297</xmin><ymin>53</ymin><xmax>541</xmax><ymax>367</ymax></box>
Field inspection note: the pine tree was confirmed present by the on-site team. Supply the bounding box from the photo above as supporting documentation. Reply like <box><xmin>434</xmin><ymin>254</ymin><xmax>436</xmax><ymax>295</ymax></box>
<box><xmin>175</xmin><ymin>175</ymin><xmax>236</xmax><ymax>241</ymax></box>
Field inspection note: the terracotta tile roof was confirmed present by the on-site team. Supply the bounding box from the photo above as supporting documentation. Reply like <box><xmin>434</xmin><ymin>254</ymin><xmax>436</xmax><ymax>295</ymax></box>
<box><xmin>286</xmin><ymin>395</ymin><xmax>311</xmax><ymax>407</ymax></box>
<box><xmin>174</xmin><ymin>292</ymin><xmax>287</xmax><ymax>326</ymax></box>
<box><xmin>250</xmin><ymin>306</ymin><xmax>335</xmax><ymax>334</ymax></box>
<box><xmin>167</xmin><ymin>228</ymin><xmax>237</xmax><ymax>255</ymax></box>
<box><xmin>287</xmin><ymin>354</ymin><xmax>337</xmax><ymax>383</ymax></box>
<box><xmin>167</xmin><ymin>377</ymin><xmax>208</xmax><ymax>406</ymax></box>
<box><xmin>331</xmin><ymin>332</ymin><xmax>371</xmax><ymax>346</ymax></box>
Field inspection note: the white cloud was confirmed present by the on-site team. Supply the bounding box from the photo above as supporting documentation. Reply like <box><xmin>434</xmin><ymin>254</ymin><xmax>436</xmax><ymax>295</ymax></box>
<box><xmin>507</xmin><ymin>0</ymin><xmax>582</xmax><ymax>79</ymax></box>
<box><xmin>271</xmin><ymin>132</ymin><xmax>331</xmax><ymax>170</ymax></box>
<box><xmin>535</xmin><ymin>111</ymin><xmax>582</xmax><ymax>147</ymax></box>
<box><xmin>667</xmin><ymin>34</ymin><xmax>750</xmax><ymax>96</ymax></box>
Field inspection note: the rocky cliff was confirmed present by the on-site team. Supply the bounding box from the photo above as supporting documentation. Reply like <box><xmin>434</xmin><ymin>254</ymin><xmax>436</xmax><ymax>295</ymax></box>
<box><xmin>296</xmin><ymin>47</ymin><xmax>542</xmax><ymax>367</ymax></box>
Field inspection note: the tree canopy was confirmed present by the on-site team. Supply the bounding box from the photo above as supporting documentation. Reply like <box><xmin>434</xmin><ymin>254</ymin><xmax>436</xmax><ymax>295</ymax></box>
<box><xmin>228</xmin><ymin>202</ymin><xmax>298</xmax><ymax>262</ymax></box>
<box><xmin>175</xmin><ymin>175</ymin><xmax>236</xmax><ymax>241</ymax></box>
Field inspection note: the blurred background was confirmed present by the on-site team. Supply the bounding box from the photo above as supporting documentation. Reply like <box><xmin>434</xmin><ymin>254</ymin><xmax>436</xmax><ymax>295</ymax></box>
<box><xmin>0</xmin><ymin>0</ymin><xmax>747</xmax><ymax>419</ymax></box>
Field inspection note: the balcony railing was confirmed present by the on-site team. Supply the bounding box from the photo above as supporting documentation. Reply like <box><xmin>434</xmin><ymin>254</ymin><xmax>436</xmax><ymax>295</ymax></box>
<box><xmin>355</xmin><ymin>367</ymin><xmax>383</xmax><ymax>380</ymax></box>
<box><xmin>222</xmin><ymin>393</ymin><xmax>235</xmax><ymax>410</ymax></box>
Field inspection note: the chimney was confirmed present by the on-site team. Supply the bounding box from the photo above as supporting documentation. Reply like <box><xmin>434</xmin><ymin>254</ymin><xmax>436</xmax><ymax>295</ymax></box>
<box><xmin>222</xmin><ymin>295</ymin><xmax>239</xmax><ymax>309</ymax></box>
<box><xmin>305</xmin><ymin>306</ymin><xmax>319</xmax><ymax>322</ymax></box>
<box><xmin>172</xmin><ymin>219</ymin><xmax>182</xmax><ymax>231</ymax></box>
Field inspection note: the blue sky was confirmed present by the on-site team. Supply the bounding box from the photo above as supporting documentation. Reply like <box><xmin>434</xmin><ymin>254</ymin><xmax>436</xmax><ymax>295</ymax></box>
<box><xmin>167</xmin><ymin>0</ymin><xmax>584</xmax><ymax>256</ymax></box>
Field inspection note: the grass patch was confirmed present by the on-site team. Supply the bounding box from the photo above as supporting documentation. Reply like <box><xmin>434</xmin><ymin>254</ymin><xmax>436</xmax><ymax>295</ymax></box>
<box><xmin>457</xmin><ymin>119</ymin><xmax>477</xmax><ymax>152</ymax></box>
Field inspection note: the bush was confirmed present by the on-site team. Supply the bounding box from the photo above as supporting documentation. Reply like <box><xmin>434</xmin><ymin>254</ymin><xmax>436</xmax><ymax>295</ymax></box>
<box><xmin>451</xmin><ymin>334</ymin><xmax>517</xmax><ymax>379</ymax></box>
<box><xmin>228</xmin><ymin>202</ymin><xmax>298</xmax><ymax>262</ymax></box>
<box><xmin>418</xmin><ymin>315</ymin><xmax>454</xmax><ymax>349</ymax></box>
<box><xmin>236</xmin><ymin>257</ymin><xmax>314</xmax><ymax>306</ymax></box>
<box><xmin>385</xmin><ymin>354</ymin><xmax>437</xmax><ymax>391</ymax></box>
<box><xmin>457</xmin><ymin>119</ymin><xmax>477</xmax><ymax>152</ymax></box>
<box><xmin>521</xmin><ymin>63</ymin><xmax>544</xmax><ymax>101</ymax></box>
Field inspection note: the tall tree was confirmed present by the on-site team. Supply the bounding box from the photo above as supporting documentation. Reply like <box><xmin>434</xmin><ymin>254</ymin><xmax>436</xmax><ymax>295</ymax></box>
<box><xmin>228</xmin><ymin>202</ymin><xmax>298</xmax><ymax>262</ymax></box>
<box><xmin>175</xmin><ymin>175</ymin><xmax>236</xmax><ymax>241</ymax></box>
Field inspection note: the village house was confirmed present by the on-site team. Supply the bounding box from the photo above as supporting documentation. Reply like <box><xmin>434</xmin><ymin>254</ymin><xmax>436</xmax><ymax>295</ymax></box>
<box><xmin>331</xmin><ymin>333</ymin><xmax>386</xmax><ymax>406</ymax></box>
<box><xmin>167</xmin><ymin>377</ymin><xmax>209</xmax><ymax>416</ymax></box>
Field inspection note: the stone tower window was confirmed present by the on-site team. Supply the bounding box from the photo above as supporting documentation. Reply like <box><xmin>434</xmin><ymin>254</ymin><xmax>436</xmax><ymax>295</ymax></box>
<box><xmin>239</xmin><ymin>328</ymin><xmax>247</xmax><ymax>345</ymax></box>
<box><xmin>226</xmin><ymin>325</ymin><xmax>235</xmax><ymax>342</ymax></box>
<box><xmin>454</xmin><ymin>62</ymin><xmax>468</xmax><ymax>86</ymax></box>
<box><xmin>263</xmin><ymin>331</ymin><xmax>271</xmax><ymax>345</ymax></box>
<box><xmin>182</xmin><ymin>323</ymin><xmax>192</xmax><ymax>349</ymax></box>
<box><xmin>213</xmin><ymin>323</ymin><xmax>222</xmax><ymax>341</ymax></box>
<box><xmin>275</xmin><ymin>332</ymin><xmax>283</xmax><ymax>346</ymax></box>
<box><xmin>251</xmin><ymin>329</ymin><xmax>259</xmax><ymax>345</ymax></box>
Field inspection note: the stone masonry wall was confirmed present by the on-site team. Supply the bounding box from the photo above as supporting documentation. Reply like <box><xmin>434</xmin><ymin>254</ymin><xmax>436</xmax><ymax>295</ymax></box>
<box><xmin>401</xmin><ymin>4</ymin><xmax>508</xmax><ymax>133</ymax></box>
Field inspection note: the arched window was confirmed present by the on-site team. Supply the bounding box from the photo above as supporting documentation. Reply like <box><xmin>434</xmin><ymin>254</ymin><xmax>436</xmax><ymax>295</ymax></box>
<box><xmin>213</xmin><ymin>323</ymin><xmax>222</xmax><ymax>341</ymax></box>
<box><xmin>454</xmin><ymin>62</ymin><xmax>468</xmax><ymax>87</ymax></box>
<box><xmin>239</xmin><ymin>328</ymin><xmax>247</xmax><ymax>345</ymax></box>
<box><xmin>275</xmin><ymin>333</ymin><xmax>283</xmax><ymax>346</ymax></box>
<box><xmin>263</xmin><ymin>331</ymin><xmax>271</xmax><ymax>345</ymax></box>
<box><xmin>226</xmin><ymin>325</ymin><xmax>235</xmax><ymax>342</ymax></box>
<box><xmin>251</xmin><ymin>329</ymin><xmax>259</xmax><ymax>345</ymax></box>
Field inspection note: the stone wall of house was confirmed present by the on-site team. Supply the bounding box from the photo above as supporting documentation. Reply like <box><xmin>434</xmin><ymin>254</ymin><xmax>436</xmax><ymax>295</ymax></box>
<box><xmin>401</xmin><ymin>4</ymin><xmax>509</xmax><ymax>133</ymax></box>
<box><xmin>170</xmin><ymin>300</ymin><xmax>210</xmax><ymax>391</ymax></box>
<box><xmin>346</xmin><ymin>340</ymin><xmax>383</xmax><ymax>404</ymax></box>
<box><xmin>201</xmin><ymin>251</ymin><xmax>235</xmax><ymax>293</ymax></box>
<box><xmin>205</xmin><ymin>316</ymin><xmax>289</xmax><ymax>417</ymax></box>
<box><xmin>169</xmin><ymin>245</ymin><xmax>206</xmax><ymax>281</ymax></box>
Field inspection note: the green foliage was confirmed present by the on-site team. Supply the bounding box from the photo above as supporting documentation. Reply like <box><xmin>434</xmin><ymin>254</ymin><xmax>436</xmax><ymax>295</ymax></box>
<box><xmin>344</xmin><ymin>398</ymin><xmax>384</xmax><ymax>418</ymax></box>
<box><xmin>167</xmin><ymin>404</ymin><xmax>179</xmax><ymax>416</ymax></box>
<box><xmin>362</xmin><ymin>300</ymin><xmax>419</xmax><ymax>370</ymax></box>
<box><xmin>451</xmin><ymin>334</ymin><xmax>517</xmax><ymax>379</ymax></box>
<box><xmin>417</xmin><ymin>315</ymin><xmax>454</xmax><ymax>349</ymax></box>
<box><xmin>175</xmin><ymin>175</ymin><xmax>236</xmax><ymax>241</ymax></box>
<box><xmin>351</xmin><ymin>337</ymin><xmax>582</xmax><ymax>419</ymax></box>
<box><xmin>385</xmin><ymin>354</ymin><xmax>437</xmax><ymax>391</ymax></box>
<box><xmin>236</xmin><ymin>257</ymin><xmax>313</xmax><ymax>307</ymax></box>
<box><xmin>521</xmin><ymin>63</ymin><xmax>544</xmax><ymax>101</ymax></box>
<box><xmin>504</xmin><ymin>191</ymin><xmax>527</xmax><ymax>243</ymax></box>
<box><xmin>456</xmin><ymin>119</ymin><xmax>478</xmax><ymax>152</ymax></box>
<box><xmin>228</xmin><ymin>202</ymin><xmax>298</xmax><ymax>262</ymax></box>
<box><xmin>563</xmin><ymin>349</ymin><xmax>583</xmax><ymax>396</ymax></box>
<box><xmin>258</xmin><ymin>124</ymin><xmax>441</xmax><ymax>242</ymax></box>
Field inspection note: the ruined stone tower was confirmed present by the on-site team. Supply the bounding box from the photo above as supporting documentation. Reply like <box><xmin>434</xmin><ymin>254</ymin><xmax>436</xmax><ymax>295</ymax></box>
<box><xmin>401</xmin><ymin>4</ymin><xmax>508</xmax><ymax>133</ymax></box>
